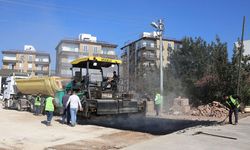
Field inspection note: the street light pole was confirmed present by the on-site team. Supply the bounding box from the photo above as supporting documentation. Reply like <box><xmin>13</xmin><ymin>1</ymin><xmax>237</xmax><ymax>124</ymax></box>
<box><xmin>237</xmin><ymin>16</ymin><xmax>245</xmax><ymax>96</ymax></box>
<box><xmin>151</xmin><ymin>19</ymin><xmax>165</xmax><ymax>113</ymax></box>
<box><xmin>159</xmin><ymin>19</ymin><xmax>164</xmax><ymax>112</ymax></box>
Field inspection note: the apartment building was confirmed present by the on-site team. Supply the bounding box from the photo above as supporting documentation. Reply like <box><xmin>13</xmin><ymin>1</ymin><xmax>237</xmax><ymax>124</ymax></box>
<box><xmin>121</xmin><ymin>32</ymin><xmax>182</xmax><ymax>92</ymax></box>
<box><xmin>235</xmin><ymin>40</ymin><xmax>250</xmax><ymax>55</ymax></box>
<box><xmin>1</xmin><ymin>45</ymin><xmax>50</xmax><ymax>76</ymax></box>
<box><xmin>56</xmin><ymin>33</ymin><xmax>118</xmax><ymax>77</ymax></box>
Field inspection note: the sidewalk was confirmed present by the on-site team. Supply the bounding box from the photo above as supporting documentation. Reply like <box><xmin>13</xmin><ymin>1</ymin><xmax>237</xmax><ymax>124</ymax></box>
<box><xmin>124</xmin><ymin>116</ymin><xmax>250</xmax><ymax>150</ymax></box>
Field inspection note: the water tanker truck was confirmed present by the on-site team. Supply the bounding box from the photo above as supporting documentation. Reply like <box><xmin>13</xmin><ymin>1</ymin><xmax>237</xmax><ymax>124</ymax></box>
<box><xmin>3</xmin><ymin>73</ymin><xmax>63</xmax><ymax>111</ymax></box>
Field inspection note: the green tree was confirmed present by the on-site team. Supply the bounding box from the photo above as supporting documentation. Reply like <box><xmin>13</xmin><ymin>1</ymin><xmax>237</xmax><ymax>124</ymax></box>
<box><xmin>168</xmin><ymin>36</ymin><xmax>230</xmax><ymax>106</ymax></box>
<box><xmin>169</xmin><ymin>37</ymin><xmax>211</xmax><ymax>105</ymax></box>
<box><xmin>231</xmin><ymin>40</ymin><xmax>250</xmax><ymax>105</ymax></box>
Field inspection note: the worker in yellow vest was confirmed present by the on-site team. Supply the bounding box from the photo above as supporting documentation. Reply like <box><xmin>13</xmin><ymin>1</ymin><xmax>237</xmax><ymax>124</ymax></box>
<box><xmin>34</xmin><ymin>94</ymin><xmax>41</xmax><ymax>116</ymax></box>
<box><xmin>223</xmin><ymin>95</ymin><xmax>240</xmax><ymax>125</ymax></box>
<box><xmin>45</xmin><ymin>96</ymin><xmax>56</xmax><ymax>126</ymax></box>
<box><xmin>155</xmin><ymin>92</ymin><xmax>162</xmax><ymax>116</ymax></box>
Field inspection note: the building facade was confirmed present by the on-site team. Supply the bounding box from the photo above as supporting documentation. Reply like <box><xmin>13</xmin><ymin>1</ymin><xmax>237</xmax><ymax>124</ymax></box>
<box><xmin>56</xmin><ymin>33</ymin><xmax>118</xmax><ymax>77</ymax></box>
<box><xmin>121</xmin><ymin>32</ymin><xmax>182</xmax><ymax>92</ymax></box>
<box><xmin>1</xmin><ymin>45</ymin><xmax>50</xmax><ymax>76</ymax></box>
<box><xmin>235</xmin><ymin>40</ymin><xmax>250</xmax><ymax>56</ymax></box>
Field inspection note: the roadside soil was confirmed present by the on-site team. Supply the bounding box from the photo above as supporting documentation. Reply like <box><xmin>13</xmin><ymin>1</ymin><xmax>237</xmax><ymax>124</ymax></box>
<box><xmin>0</xmin><ymin>104</ymin><xmax>154</xmax><ymax>150</ymax></box>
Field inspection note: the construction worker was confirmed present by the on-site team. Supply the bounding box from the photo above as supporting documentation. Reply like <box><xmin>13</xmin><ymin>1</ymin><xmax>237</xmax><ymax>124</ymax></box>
<box><xmin>62</xmin><ymin>90</ymin><xmax>71</xmax><ymax>124</ymax></box>
<box><xmin>111</xmin><ymin>71</ymin><xmax>119</xmax><ymax>92</ymax></box>
<box><xmin>66</xmin><ymin>89</ymin><xmax>82</xmax><ymax>127</ymax></box>
<box><xmin>34</xmin><ymin>94</ymin><xmax>41</xmax><ymax>116</ymax></box>
<box><xmin>223</xmin><ymin>95</ymin><xmax>240</xmax><ymax>125</ymax></box>
<box><xmin>45</xmin><ymin>96</ymin><xmax>56</xmax><ymax>126</ymax></box>
<box><xmin>155</xmin><ymin>92</ymin><xmax>162</xmax><ymax>116</ymax></box>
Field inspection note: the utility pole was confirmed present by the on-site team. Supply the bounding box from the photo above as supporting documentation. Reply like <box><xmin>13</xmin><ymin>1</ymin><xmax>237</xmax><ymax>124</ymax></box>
<box><xmin>237</xmin><ymin>16</ymin><xmax>245</xmax><ymax>96</ymax></box>
<box><xmin>151</xmin><ymin>19</ymin><xmax>165</xmax><ymax>112</ymax></box>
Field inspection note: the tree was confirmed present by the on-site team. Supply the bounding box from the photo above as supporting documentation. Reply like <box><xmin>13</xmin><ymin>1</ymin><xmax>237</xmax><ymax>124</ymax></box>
<box><xmin>231</xmin><ymin>39</ymin><xmax>250</xmax><ymax>105</ymax></box>
<box><xmin>169</xmin><ymin>37</ymin><xmax>211</xmax><ymax>105</ymax></box>
<box><xmin>168</xmin><ymin>36</ymin><xmax>230</xmax><ymax>106</ymax></box>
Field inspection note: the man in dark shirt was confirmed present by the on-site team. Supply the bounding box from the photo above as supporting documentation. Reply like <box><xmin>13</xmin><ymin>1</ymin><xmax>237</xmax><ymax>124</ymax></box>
<box><xmin>62</xmin><ymin>90</ymin><xmax>71</xmax><ymax>124</ymax></box>
<box><xmin>111</xmin><ymin>71</ymin><xmax>119</xmax><ymax>91</ymax></box>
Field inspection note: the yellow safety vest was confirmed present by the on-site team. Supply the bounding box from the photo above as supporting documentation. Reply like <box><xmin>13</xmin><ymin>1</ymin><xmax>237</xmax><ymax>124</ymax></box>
<box><xmin>226</xmin><ymin>95</ymin><xmax>240</xmax><ymax>108</ymax></box>
<box><xmin>155</xmin><ymin>93</ymin><xmax>162</xmax><ymax>105</ymax></box>
<box><xmin>34</xmin><ymin>96</ymin><xmax>41</xmax><ymax>106</ymax></box>
<box><xmin>45</xmin><ymin>97</ymin><xmax>54</xmax><ymax>112</ymax></box>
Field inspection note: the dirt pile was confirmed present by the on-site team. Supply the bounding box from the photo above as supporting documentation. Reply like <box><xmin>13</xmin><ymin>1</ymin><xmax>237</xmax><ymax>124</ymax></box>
<box><xmin>191</xmin><ymin>101</ymin><xmax>228</xmax><ymax>118</ymax></box>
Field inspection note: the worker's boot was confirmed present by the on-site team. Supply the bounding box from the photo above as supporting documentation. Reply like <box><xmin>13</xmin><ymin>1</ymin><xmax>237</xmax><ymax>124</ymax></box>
<box><xmin>46</xmin><ymin>121</ymin><xmax>51</xmax><ymax>126</ymax></box>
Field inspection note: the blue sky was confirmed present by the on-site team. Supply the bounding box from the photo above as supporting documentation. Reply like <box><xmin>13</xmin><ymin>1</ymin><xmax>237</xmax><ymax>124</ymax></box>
<box><xmin>0</xmin><ymin>0</ymin><xmax>249</xmax><ymax>69</ymax></box>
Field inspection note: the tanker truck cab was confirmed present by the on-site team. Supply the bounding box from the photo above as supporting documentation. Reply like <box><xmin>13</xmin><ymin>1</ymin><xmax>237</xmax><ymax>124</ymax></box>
<box><xmin>70</xmin><ymin>56</ymin><xmax>146</xmax><ymax>118</ymax></box>
<box><xmin>3</xmin><ymin>73</ymin><xmax>29</xmax><ymax>110</ymax></box>
<box><xmin>3</xmin><ymin>73</ymin><xmax>29</xmax><ymax>100</ymax></box>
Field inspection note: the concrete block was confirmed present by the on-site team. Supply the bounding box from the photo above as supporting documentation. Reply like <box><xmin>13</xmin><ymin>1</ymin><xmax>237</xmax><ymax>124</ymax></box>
<box><xmin>146</xmin><ymin>101</ymin><xmax>155</xmax><ymax>114</ymax></box>
<box><xmin>182</xmin><ymin>105</ymin><xmax>190</xmax><ymax>113</ymax></box>
<box><xmin>180</xmin><ymin>98</ymin><xmax>189</xmax><ymax>106</ymax></box>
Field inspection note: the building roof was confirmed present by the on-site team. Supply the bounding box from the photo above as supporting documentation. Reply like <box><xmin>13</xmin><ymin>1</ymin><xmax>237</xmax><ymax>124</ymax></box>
<box><xmin>121</xmin><ymin>36</ymin><xmax>182</xmax><ymax>49</ymax></box>
<box><xmin>2</xmin><ymin>50</ymin><xmax>50</xmax><ymax>56</ymax></box>
<box><xmin>55</xmin><ymin>38</ymin><xmax>118</xmax><ymax>50</ymax></box>
<box><xmin>71</xmin><ymin>56</ymin><xmax>122</xmax><ymax>68</ymax></box>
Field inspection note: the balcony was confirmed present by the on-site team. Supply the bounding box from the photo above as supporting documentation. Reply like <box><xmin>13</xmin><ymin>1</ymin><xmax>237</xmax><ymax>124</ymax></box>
<box><xmin>35</xmin><ymin>61</ymin><xmax>50</xmax><ymax>65</ymax></box>
<box><xmin>35</xmin><ymin>70</ymin><xmax>49</xmax><ymax>75</ymax></box>
<box><xmin>137</xmin><ymin>45</ymin><xmax>157</xmax><ymax>51</ymax></box>
<box><xmin>2</xmin><ymin>59</ymin><xmax>17</xmax><ymax>63</ymax></box>
<box><xmin>121</xmin><ymin>51</ymin><xmax>127</xmax><ymax>57</ymax></box>
<box><xmin>58</xmin><ymin>50</ymin><xmax>79</xmax><ymax>56</ymax></box>
<box><xmin>27</xmin><ymin>68</ymin><xmax>49</xmax><ymax>74</ymax></box>
<box><xmin>60</xmin><ymin>63</ymin><xmax>72</xmax><ymax>68</ymax></box>
<box><xmin>93</xmin><ymin>54</ymin><xmax>117</xmax><ymax>59</ymax></box>
<box><xmin>138</xmin><ymin>54</ymin><xmax>157</xmax><ymax>62</ymax></box>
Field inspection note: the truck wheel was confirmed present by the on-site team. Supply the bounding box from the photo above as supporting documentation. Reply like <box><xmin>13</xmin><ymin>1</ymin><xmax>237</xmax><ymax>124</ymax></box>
<box><xmin>4</xmin><ymin>99</ymin><xmax>9</xmax><ymax>109</ymax></box>
<box><xmin>29</xmin><ymin>104</ymin><xmax>34</xmax><ymax>112</ymax></box>
<box><xmin>17</xmin><ymin>102</ymin><xmax>22</xmax><ymax>111</ymax></box>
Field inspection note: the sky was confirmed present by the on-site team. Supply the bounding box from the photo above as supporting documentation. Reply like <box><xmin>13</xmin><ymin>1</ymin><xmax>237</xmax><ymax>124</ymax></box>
<box><xmin>0</xmin><ymin>0</ymin><xmax>249</xmax><ymax>69</ymax></box>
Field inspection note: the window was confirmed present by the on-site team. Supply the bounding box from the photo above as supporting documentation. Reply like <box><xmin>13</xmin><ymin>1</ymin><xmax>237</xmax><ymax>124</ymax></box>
<box><xmin>83</xmin><ymin>45</ymin><xmax>88</xmax><ymax>52</ymax></box>
<box><xmin>28</xmin><ymin>55</ymin><xmax>33</xmax><ymax>61</ymax></box>
<box><xmin>150</xmin><ymin>43</ymin><xmax>155</xmax><ymax>48</ymax></box>
<box><xmin>94</xmin><ymin>46</ymin><xmax>98</xmax><ymax>54</ymax></box>
<box><xmin>143</xmin><ymin>62</ymin><xmax>149</xmax><ymax>67</ymax></box>
<box><xmin>28</xmin><ymin>63</ymin><xmax>33</xmax><ymax>69</ymax></box>
<box><xmin>42</xmin><ymin>58</ymin><xmax>49</xmax><ymax>62</ymax></box>
<box><xmin>19</xmin><ymin>63</ymin><xmax>23</xmax><ymax>68</ymax></box>
<box><xmin>103</xmin><ymin>49</ymin><xmax>108</xmax><ymax>54</ymax></box>
<box><xmin>8</xmin><ymin>64</ymin><xmax>14</xmax><ymax>69</ymax></box>
<box><xmin>36</xmin><ymin>57</ymin><xmax>49</xmax><ymax>62</ymax></box>
<box><xmin>67</xmin><ymin>56</ymin><xmax>75</xmax><ymax>63</ymax></box>
<box><xmin>103</xmin><ymin>47</ymin><xmax>115</xmax><ymax>55</ymax></box>
<box><xmin>62</xmin><ymin>43</ymin><xmax>79</xmax><ymax>52</ymax></box>
<box><xmin>37</xmin><ymin>74</ymin><xmax>44</xmax><ymax>77</ymax></box>
<box><xmin>36</xmin><ymin>65</ymin><xmax>43</xmax><ymax>71</ymax></box>
<box><xmin>174</xmin><ymin>44</ymin><xmax>183</xmax><ymax>49</ymax></box>
<box><xmin>168</xmin><ymin>43</ymin><xmax>172</xmax><ymax>49</ymax></box>
<box><xmin>150</xmin><ymin>63</ymin><xmax>155</xmax><ymax>67</ymax></box>
<box><xmin>61</xmin><ymin>69</ymin><xmax>72</xmax><ymax>76</ymax></box>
